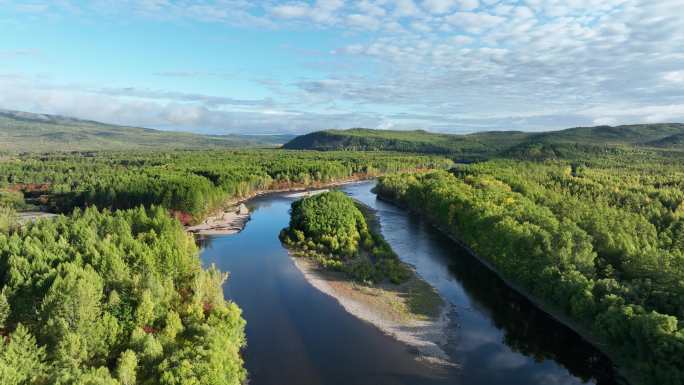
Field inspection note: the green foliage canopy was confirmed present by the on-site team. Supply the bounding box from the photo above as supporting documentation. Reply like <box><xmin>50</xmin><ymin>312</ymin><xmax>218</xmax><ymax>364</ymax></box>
<box><xmin>281</xmin><ymin>191</ymin><xmax>409</xmax><ymax>284</ymax></box>
<box><xmin>0</xmin><ymin>150</ymin><xmax>452</xmax><ymax>223</ymax></box>
<box><xmin>0</xmin><ymin>206</ymin><xmax>246</xmax><ymax>385</ymax></box>
<box><xmin>376</xmin><ymin>157</ymin><xmax>684</xmax><ymax>385</ymax></box>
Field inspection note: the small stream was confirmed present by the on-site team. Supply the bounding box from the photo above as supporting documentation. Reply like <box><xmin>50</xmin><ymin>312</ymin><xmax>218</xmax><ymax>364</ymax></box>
<box><xmin>200</xmin><ymin>181</ymin><xmax>622</xmax><ymax>385</ymax></box>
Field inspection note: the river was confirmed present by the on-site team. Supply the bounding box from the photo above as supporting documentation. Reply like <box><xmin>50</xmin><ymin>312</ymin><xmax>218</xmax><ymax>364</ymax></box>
<box><xmin>199</xmin><ymin>181</ymin><xmax>623</xmax><ymax>385</ymax></box>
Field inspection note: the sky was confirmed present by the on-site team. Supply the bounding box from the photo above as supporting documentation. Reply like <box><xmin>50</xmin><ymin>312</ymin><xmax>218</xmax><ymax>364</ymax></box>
<box><xmin>1</xmin><ymin>0</ymin><xmax>683</xmax><ymax>134</ymax></box>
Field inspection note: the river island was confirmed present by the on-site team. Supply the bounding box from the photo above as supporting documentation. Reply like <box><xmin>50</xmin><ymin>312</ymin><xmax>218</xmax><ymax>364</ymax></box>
<box><xmin>279</xmin><ymin>190</ymin><xmax>451</xmax><ymax>365</ymax></box>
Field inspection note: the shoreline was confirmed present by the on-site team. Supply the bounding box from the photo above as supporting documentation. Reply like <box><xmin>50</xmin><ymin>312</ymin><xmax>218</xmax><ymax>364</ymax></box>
<box><xmin>282</xmin><ymin>196</ymin><xmax>454</xmax><ymax>366</ymax></box>
<box><xmin>289</xmin><ymin>254</ymin><xmax>454</xmax><ymax>366</ymax></box>
<box><xmin>196</xmin><ymin>178</ymin><xmax>454</xmax><ymax>365</ymax></box>
<box><xmin>186</xmin><ymin>203</ymin><xmax>251</xmax><ymax>235</ymax></box>
<box><xmin>184</xmin><ymin>176</ymin><xmax>372</xmax><ymax>235</ymax></box>
<box><xmin>374</xmin><ymin>193</ymin><xmax>635</xmax><ymax>385</ymax></box>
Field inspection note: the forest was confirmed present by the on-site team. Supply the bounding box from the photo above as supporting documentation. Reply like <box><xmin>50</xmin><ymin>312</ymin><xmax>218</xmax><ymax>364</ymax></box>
<box><xmin>280</xmin><ymin>191</ymin><xmax>409</xmax><ymax>284</ymax></box>
<box><xmin>0</xmin><ymin>149</ymin><xmax>451</xmax><ymax>385</ymax></box>
<box><xmin>0</xmin><ymin>206</ymin><xmax>246</xmax><ymax>385</ymax></box>
<box><xmin>0</xmin><ymin>150</ymin><xmax>452</xmax><ymax>224</ymax></box>
<box><xmin>2</xmin><ymin>136</ymin><xmax>684</xmax><ymax>384</ymax></box>
<box><xmin>374</xmin><ymin>152</ymin><xmax>684</xmax><ymax>385</ymax></box>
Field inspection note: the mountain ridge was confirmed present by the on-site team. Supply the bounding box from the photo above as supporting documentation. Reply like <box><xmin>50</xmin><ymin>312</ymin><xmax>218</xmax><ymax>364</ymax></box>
<box><xmin>0</xmin><ymin>109</ymin><xmax>294</xmax><ymax>152</ymax></box>
<box><xmin>283</xmin><ymin>124</ymin><xmax>684</xmax><ymax>159</ymax></box>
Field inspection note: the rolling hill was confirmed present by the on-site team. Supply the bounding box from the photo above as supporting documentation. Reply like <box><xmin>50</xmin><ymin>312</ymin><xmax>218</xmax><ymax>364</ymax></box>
<box><xmin>283</xmin><ymin>124</ymin><xmax>684</xmax><ymax>159</ymax></box>
<box><xmin>0</xmin><ymin>109</ymin><xmax>293</xmax><ymax>152</ymax></box>
<box><xmin>643</xmin><ymin>132</ymin><xmax>684</xmax><ymax>148</ymax></box>
<box><xmin>284</xmin><ymin>128</ymin><xmax>528</xmax><ymax>157</ymax></box>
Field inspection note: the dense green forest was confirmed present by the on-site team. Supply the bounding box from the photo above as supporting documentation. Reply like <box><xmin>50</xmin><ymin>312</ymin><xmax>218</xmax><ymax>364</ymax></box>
<box><xmin>280</xmin><ymin>191</ymin><xmax>409</xmax><ymax>284</ymax></box>
<box><xmin>0</xmin><ymin>110</ymin><xmax>293</xmax><ymax>152</ymax></box>
<box><xmin>0</xmin><ymin>149</ymin><xmax>451</xmax><ymax>383</ymax></box>
<box><xmin>3</xmin><ymin>122</ymin><xmax>684</xmax><ymax>384</ymax></box>
<box><xmin>283</xmin><ymin>124</ymin><xmax>684</xmax><ymax>159</ymax></box>
<box><xmin>0</xmin><ymin>206</ymin><xmax>246</xmax><ymax>385</ymax></box>
<box><xmin>374</xmin><ymin>153</ymin><xmax>684</xmax><ymax>385</ymax></box>
<box><xmin>0</xmin><ymin>150</ymin><xmax>452</xmax><ymax>223</ymax></box>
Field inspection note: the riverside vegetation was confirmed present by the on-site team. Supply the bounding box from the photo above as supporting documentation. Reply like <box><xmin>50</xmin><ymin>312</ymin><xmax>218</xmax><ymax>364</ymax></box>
<box><xmin>0</xmin><ymin>149</ymin><xmax>451</xmax><ymax>384</ymax></box>
<box><xmin>4</xmin><ymin>121</ymin><xmax>684</xmax><ymax>384</ymax></box>
<box><xmin>374</xmin><ymin>153</ymin><xmax>684</xmax><ymax>385</ymax></box>
<box><xmin>279</xmin><ymin>191</ymin><xmax>447</xmax><ymax>361</ymax></box>
<box><xmin>0</xmin><ymin>150</ymin><xmax>452</xmax><ymax>224</ymax></box>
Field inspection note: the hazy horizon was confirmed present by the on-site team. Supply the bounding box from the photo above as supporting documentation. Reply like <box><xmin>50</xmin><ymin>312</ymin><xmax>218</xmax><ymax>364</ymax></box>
<box><xmin>2</xmin><ymin>1</ymin><xmax>683</xmax><ymax>135</ymax></box>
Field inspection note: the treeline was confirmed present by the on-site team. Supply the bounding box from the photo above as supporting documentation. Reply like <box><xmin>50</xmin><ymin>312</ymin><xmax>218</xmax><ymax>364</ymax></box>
<box><xmin>0</xmin><ymin>150</ymin><xmax>452</xmax><ymax>223</ymax></box>
<box><xmin>280</xmin><ymin>191</ymin><xmax>409</xmax><ymax>284</ymax></box>
<box><xmin>0</xmin><ymin>206</ymin><xmax>246</xmax><ymax>385</ymax></box>
<box><xmin>375</xmin><ymin>158</ymin><xmax>684</xmax><ymax>385</ymax></box>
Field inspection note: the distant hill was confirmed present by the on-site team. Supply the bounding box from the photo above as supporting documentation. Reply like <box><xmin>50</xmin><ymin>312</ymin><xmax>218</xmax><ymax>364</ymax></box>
<box><xmin>531</xmin><ymin>124</ymin><xmax>684</xmax><ymax>146</ymax></box>
<box><xmin>283</xmin><ymin>128</ymin><xmax>530</xmax><ymax>159</ymax></box>
<box><xmin>643</xmin><ymin>132</ymin><xmax>684</xmax><ymax>148</ymax></box>
<box><xmin>283</xmin><ymin>124</ymin><xmax>684</xmax><ymax>159</ymax></box>
<box><xmin>0</xmin><ymin>109</ymin><xmax>294</xmax><ymax>152</ymax></box>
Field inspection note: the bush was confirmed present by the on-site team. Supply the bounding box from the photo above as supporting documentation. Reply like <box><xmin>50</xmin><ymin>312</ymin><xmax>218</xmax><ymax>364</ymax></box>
<box><xmin>346</xmin><ymin>257</ymin><xmax>375</xmax><ymax>283</ymax></box>
<box><xmin>0</xmin><ymin>205</ymin><xmax>15</xmax><ymax>232</ymax></box>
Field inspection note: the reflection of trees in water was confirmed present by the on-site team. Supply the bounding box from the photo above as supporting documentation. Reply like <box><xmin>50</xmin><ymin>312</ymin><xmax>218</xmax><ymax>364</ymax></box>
<box><xmin>251</xmin><ymin>190</ymin><xmax>306</xmax><ymax>209</ymax></box>
<box><xmin>195</xmin><ymin>234</ymin><xmax>214</xmax><ymax>250</ymax></box>
<box><xmin>248</xmin><ymin>198</ymin><xmax>273</xmax><ymax>210</ymax></box>
<box><xmin>444</xmin><ymin>245</ymin><xmax>621</xmax><ymax>385</ymax></box>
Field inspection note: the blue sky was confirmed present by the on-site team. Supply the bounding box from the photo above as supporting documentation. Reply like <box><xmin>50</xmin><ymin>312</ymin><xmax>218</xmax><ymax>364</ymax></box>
<box><xmin>1</xmin><ymin>1</ymin><xmax>683</xmax><ymax>134</ymax></box>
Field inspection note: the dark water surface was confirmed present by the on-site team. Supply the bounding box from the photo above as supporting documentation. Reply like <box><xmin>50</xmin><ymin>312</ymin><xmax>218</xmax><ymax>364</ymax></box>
<box><xmin>200</xmin><ymin>181</ymin><xmax>623</xmax><ymax>385</ymax></box>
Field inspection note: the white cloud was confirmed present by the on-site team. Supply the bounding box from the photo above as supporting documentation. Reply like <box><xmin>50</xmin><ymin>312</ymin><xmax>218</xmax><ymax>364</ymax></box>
<box><xmin>584</xmin><ymin>104</ymin><xmax>684</xmax><ymax>125</ymax></box>
<box><xmin>493</xmin><ymin>4</ymin><xmax>513</xmax><ymax>15</ymax></box>
<box><xmin>271</xmin><ymin>3</ymin><xmax>312</xmax><ymax>18</ymax></box>
<box><xmin>663</xmin><ymin>71</ymin><xmax>684</xmax><ymax>84</ymax></box>
<box><xmin>357</xmin><ymin>1</ymin><xmax>386</xmax><ymax>17</ymax></box>
<box><xmin>458</xmin><ymin>0</ymin><xmax>479</xmax><ymax>11</ymax></box>
<box><xmin>0</xmin><ymin>77</ymin><xmax>385</xmax><ymax>134</ymax></box>
<box><xmin>411</xmin><ymin>21</ymin><xmax>432</xmax><ymax>32</ymax></box>
<box><xmin>347</xmin><ymin>13</ymin><xmax>380</xmax><ymax>29</ymax></box>
<box><xmin>317</xmin><ymin>0</ymin><xmax>345</xmax><ymax>12</ymax></box>
<box><xmin>514</xmin><ymin>6</ymin><xmax>534</xmax><ymax>19</ymax></box>
<box><xmin>270</xmin><ymin>0</ymin><xmax>345</xmax><ymax>23</ymax></box>
<box><xmin>422</xmin><ymin>0</ymin><xmax>457</xmax><ymax>14</ymax></box>
<box><xmin>446</xmin><ymin>11</ymin><xmax>505</xmax><ymax>33</ymax></box>
<box><xmin>451</xmin><ymin>35</ymin><xmax>474</xmax><ymax>44</ymax></box>
<box><xmin>394</xmin><ymin>0</ymin><xmax>420</xmax><ymax>17</ymax></box>
<box><xmin>592</xmin><ymin>117</ymin><xmax>618</xmax><ymax>126</ymax></box>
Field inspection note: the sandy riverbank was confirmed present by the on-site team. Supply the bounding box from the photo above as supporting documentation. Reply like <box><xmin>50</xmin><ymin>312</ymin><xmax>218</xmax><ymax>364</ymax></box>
<box><xmin>186</xmin><ymin>203</ymin><xmax>250</xmax><ymax>235</ymax></box>
<box><xmin>278</xmin><ymin>187</ymin><xmax>453</xmax><ymax>365</ymax></box>
<box><xmin>290</xmin><ymin>254</ymin><xmax>453</xmax><ymax>366</ymax></box>
<box><xmin>187</xmin><ymin>178</ymin><xmax>452</xmax><ymax>364</ymax></box>
<box><xmin>283</xmin><ymin>188</ymin><xmax>329</xmax><ymax>198</ymax></box>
